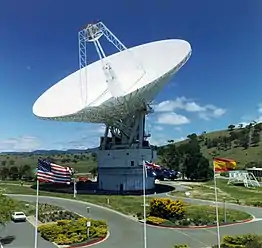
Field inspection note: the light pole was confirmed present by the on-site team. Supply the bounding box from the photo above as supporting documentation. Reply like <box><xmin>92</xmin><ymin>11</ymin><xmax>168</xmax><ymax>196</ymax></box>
<box><xmin>86</xmin><ymin>207</ymin><xmax>91</xmax><ymax>239</ymax></box>
<box><xmin>142</xmin><ymin>156</ymin><xmax>147</xmax><ymax>248</ymax></box>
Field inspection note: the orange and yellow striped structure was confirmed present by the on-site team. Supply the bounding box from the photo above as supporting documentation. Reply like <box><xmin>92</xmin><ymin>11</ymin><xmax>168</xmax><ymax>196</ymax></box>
<box><xmin>213</xmin><ymin>157</ymin><xmax>237</xmax><ymax>172</ymax></box>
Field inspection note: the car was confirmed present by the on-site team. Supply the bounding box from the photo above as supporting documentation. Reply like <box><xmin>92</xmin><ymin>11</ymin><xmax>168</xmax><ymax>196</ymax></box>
<box><xmin>11</xmin><ymin>212</ymin><xmax>27</xmax><ymax>222</ymax></box>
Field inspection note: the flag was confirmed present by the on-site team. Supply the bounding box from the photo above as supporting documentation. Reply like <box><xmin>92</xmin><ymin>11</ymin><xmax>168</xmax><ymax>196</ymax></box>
<box><xmin>37</xmin><ymin>159</ymin><xmax>72</xmax><ymax>184</ymax></box>
<box><xmin>213</xmin><ymin>157</ymin><xmax>236</xmax><ymax>172</ymax></box>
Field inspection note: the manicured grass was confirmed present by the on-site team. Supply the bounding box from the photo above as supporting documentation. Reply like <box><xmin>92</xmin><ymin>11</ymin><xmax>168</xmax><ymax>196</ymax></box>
<box><xmin>186</xmin><ymin>204</ymin><xmax>251</xmax><ymax>223</ymax></box>
<box><xmin>0</xmin><ymin>182</ymin><xmax>253</xmax><ymax>224</ymax></box>
<box><xmin>0</xmin><ymin>194</ymin><xmax>36</xmax><ymax>218</ymax></box>
<box><xmin>0</xmin><ymin>180</ymin><xmax>32</xmax><ymax>185</ymax></box>
<box><xmin>171</xmin><ymin>178</ymin><xmax>262</xmax><ymax>205</ymax></box>
<box><xmin>0</xmin><ymin>184</ymin><xmax>149</xmax><ymax>216</ymax></box>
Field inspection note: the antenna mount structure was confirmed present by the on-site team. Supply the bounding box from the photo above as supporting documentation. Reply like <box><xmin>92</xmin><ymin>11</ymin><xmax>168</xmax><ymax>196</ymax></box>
<box><xmin>78</xmin><ymin>21</ymin><xmax>145</xmax><ymax>104</ymax></box>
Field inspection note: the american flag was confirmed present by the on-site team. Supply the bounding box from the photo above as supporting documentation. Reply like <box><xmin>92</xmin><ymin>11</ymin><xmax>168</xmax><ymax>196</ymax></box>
<box><xmin>37</xmin><ymin>159</ymin><xmax>72</xmax><ymax>184</ymax></box>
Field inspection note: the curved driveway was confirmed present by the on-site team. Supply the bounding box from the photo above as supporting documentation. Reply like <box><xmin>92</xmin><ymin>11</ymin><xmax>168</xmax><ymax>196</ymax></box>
<box><xmin>7</xmin><ymin>194</ymin><xmax>262</xmax><ymax>248</ymax></box>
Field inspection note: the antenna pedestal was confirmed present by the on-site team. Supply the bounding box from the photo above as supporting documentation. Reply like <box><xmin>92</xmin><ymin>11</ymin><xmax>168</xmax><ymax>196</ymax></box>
<box><xmin>97</xmin><ymin>109</ymin><xmax>156</xmax><ymax>192</ymax></box>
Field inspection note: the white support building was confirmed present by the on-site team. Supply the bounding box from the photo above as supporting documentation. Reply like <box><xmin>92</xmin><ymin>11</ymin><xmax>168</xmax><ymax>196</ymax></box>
<box><xmin>97</xmin><ymin>107</ymin><xmax>156</xmax><ymax>192</ymax></box>
<box><xmin>227</xmin><ymin>170</ymin><xmax>260</xmax><ymax>188</ymax></box>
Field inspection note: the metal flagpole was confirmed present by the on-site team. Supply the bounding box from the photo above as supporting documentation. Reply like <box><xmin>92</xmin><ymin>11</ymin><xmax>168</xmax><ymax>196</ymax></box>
<box><xmin>213</xmin><ymin>162</ymin><xmax>221</xmax><ymax>248</ymax></box>
<box><xmin>34</xmin><ymin>179</ymin><xmax>39</xmax><ymax>248</ymax></box>
<box><xmin>73</xmin><ymin>178</ymin><xmax>77</xmax><ymax>199</ymax></box>
<box><xmin>142</xmin><ymin>159</ymin><xmax>147</xmax><ymax>248</ymax></box>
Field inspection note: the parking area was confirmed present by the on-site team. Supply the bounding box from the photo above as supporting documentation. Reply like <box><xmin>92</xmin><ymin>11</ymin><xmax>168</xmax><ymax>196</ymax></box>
<box><xmin>0</xmin><ymin>221</ymin><xmax>56</xmax><ymax>248</ymax></box>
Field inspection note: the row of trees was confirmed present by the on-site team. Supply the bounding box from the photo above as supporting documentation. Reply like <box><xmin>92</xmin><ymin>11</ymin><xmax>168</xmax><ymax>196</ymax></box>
<box><xmin>0</xmin><ymin>164</ymin><xmax>32</xmax><ymax>181</ymax></box>
<box><xmin>158</xmin><ymin>133</ymin><xmax>212</xmax><ymax>180</ymax></box>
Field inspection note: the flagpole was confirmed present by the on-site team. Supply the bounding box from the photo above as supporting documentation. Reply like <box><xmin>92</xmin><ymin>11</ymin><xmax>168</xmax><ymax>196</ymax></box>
<box><xmin>142</xmin><ymin>159</ymin><xmax>147</xmax><ymax>248</ymax></box>
<box><xmin>73</xmin><ymin>178</ymin><xmax>77</xmax><ymax>199</ymax></box>
<box><xmin>34</xmin><ymin>179</ymin><xmax>39</xmax><ymax>248</ymax></box>
<box><xmin>213</xmin><ymin>163</ymin><xmax>221</xmax><ymax>248</ymax></box>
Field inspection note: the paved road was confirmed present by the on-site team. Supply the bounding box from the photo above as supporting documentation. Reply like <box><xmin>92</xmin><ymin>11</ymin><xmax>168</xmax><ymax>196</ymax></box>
<box><xmin>0</xmin><ymin>220</ymin><xmax>56</xmax><ymax>248</ymax></box>
<box><xmin>6</xmin><ymin>194</ymin><xmax>262</xmax><ymax>248</ymax></box>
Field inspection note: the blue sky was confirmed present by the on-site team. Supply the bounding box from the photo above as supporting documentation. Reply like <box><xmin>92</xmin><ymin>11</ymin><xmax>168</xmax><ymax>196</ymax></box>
<box><xmin>0</xmin><ymin>0</ymin><xmax>262</xmax><ymax>152</ymax></box>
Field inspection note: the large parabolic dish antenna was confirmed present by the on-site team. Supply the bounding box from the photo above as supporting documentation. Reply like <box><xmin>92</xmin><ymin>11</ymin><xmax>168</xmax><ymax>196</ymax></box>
<box><xmin>33</xmin><ymin>22</ymin><xmax>191</xmax><ymax>124</ymax></box>
<box><xmin>33</xmin><ymin>22</ymin><xmax>192</xmax><ymax>192</ymax></box>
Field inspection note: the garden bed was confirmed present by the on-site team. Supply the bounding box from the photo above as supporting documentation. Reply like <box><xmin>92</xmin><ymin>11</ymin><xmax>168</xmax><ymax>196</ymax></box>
<box><xmin>138</xmin><ymin>198</ymin><xmax>252</xmax><ymax>228</ymax></box>
<box><xmin>38</xmin><ymin>218</ymin><xmax>108</xmax><ymax>246</ymax></box>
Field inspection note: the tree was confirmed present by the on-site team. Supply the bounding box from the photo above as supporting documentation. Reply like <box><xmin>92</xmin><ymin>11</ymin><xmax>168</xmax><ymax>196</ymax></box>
<box><xmin>8</xmin><ymin>159</ymin><xmax>15</xmax><ymax>166</ymax></box>
<box><xmin>228</xmin><ymin>124</ymin><xmax>235</xmax><ymax>131</ymax></box>
<box><xmin>90</xmin><ymin>166</ymin><xmax>98</xmax><ymax>177</ymax></box>
<box><xmin>9</xmin><ymin>166</ymin><xmax>19</xmax><ymax>180</ymax></box>
<box><xmin>0</xmin><ymin>167</ymin><xmax>9</xmax><ymax>180</ymax></box>
<box><xmin>91</xmin><ymin>152</ymin><xmax>97</xmax><ymax>162</ymax></box>
<box><xmin>238</xmin><ymin>123</ymin><xmax>244</xmax><ymax>128</ymax></box>
<box><xmin>178</xmin><ymin>134</ymin><xmax>211</xmax><ymax>180</ymax></box>
<box><xmin>1</xmin><ymin>160</ymin><xmax>6</xmax><ymax>166</ymax></box>
<box><xmin>251</xmin><ymin>131</ymin><xmax>260</xmax><ymax>146</ymax></box>
<box><xmin>19</xmin><ymin>164</ymin><xmax>32</xmax><ymax>179</ymax></box>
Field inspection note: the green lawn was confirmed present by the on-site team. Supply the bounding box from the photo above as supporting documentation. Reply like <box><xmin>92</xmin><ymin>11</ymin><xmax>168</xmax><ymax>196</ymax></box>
<box><xmin>0</xmin><ymin>184</ymin><xmax>149</xmax><ymax>216</ymax></box>
<box><xmin>186</xmin><ymin>205</ymin><xmax>251</xmax><ymax>223</ymax></box>
<box><xmin>171</xmin><ymin>179</ymin><xmax>262</xmax><ymax>205</ymax></box>
<box><xmin>0</xmin><ymin>182</ymin><xmax>253</xmax><ymax>222</ymax></box>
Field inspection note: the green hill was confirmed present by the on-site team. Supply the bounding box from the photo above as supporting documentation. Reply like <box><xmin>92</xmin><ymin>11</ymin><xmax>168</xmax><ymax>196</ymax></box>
<box><xmin>0</xmin><ymin>153</ymin><xmax>97</xmax><ymax>174</ymax></box>
<box><xmin>168</xmin><ymin>122</ymin><xmax>262</xmax><ymax>169</ymax></box>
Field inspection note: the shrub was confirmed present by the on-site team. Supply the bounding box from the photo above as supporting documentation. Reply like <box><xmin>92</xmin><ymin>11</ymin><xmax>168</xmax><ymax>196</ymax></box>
<box><xmin>38</xmin><ymin>217</ymin><xmax>108</xmax><ymax>245</ymax></box>
<box><xmin>149</xmin><ymin>198</ymin><xmax>185</xmax><ymax>220</ymax></box>
<box><xmin>247</xmin><ymin>201</ymin><xmax>262</xmax><ymax>207</ymax></box>
<box><xmin>174</xmin><ymin>245</ymin><xmax>189</xmax><ymax>248</ymax></box>
<box><xmin>38</xmin><ymin>210</ymin><xmax>79</xmax><ymax>223</ymax></box>
<box><xmin>146</xmin><ymin>216</ymin><xmax>165</xmax><ymax>225</ymax></box>
<box><xmin>220</xmin><ymin>172</ymin><xmax>229</xmax><ymax>177</ymax></box>
<box><xmin>211</xmin><ymin>234</ymin><xmax>262</xmax><ymax>248</ymax></box>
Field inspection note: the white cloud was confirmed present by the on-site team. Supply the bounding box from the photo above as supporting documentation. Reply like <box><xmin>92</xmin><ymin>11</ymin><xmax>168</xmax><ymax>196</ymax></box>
<box><xmin>157</xmin><ymin>112</ymin><xmax>190</xmax><ymax>125</ymax></box>
<box><xmin>0</xmin><ymin>136</ymin><xmax>41</xmax><ymax>152</ymax></box>
<box><xmin>238</xmin><ymin>104</ymin><xmax>262</xmax><ymax>127</ymax></box>
<box><xmin>149</xmin><ymin>135</ymin><xmax>186</xmax><ymax>146</ymax></box>
<box><xmin>174</xmin><ymin>127</ymin><xmax>182</xmax><ymax>132</ymax></box>
<box><xmin>61</xmin><ymin>124</ymin><xmax>106</xmax><ymax>150</ymax></box>
<box><xmin>154</xmin><ymin>97</ymin><xmax>226</xmax><ymax>120</ymax></box>
<box><xmin>154</xmin><ymin>126</ymin><xmax>164</xmax><ymax>131</ymax></box>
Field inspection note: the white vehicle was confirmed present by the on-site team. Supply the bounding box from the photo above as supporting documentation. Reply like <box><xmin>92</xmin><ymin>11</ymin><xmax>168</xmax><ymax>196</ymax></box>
<box><xmin>11</xmin><ymin>212</ymin><xmax>27</xmax><ymax>222</ymax></box>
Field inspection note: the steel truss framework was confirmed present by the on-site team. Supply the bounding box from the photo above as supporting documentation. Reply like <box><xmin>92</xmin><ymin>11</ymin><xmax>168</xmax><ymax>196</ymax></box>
<box><xmin>228</xmin><ymin>171</ymin><xmax>260</xmax><ymax>188</ymax></box>
<box><xmin>100</xmin><ymin>104</ymin><xmax>153</xmax><ymax>150</ymax></box>
<box><xmin>78</xmin><ymin>21</ymin><xmax>146</xmax><ymax>105</ymax></box>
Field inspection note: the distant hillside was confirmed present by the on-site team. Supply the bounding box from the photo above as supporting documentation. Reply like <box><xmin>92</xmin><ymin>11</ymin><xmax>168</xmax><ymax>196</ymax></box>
<box><xmin>169</xmin><ymin>122</ymin><xmax>262</xmax><ymax>169</ymax></box>
<box><xmin>0</xmin><ymin>147</ymin><xmax>99</xmax><ymax>155</ymax></box>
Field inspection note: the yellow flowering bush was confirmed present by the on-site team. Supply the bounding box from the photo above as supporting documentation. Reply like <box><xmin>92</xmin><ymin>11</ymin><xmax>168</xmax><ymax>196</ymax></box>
<box><xmin>146</xmin><ymin>216</ymin><xmax>165</xmax><ymax>225</ymax></box>
<box><xmin>149</xmin><ymin>198</ymin><xmax>185</xmax><ymax>220</ymax></box>
<box><xmin>38</xmin><ymin>217</ymin><xmax>108</xmax><ymax>245</ymax></box>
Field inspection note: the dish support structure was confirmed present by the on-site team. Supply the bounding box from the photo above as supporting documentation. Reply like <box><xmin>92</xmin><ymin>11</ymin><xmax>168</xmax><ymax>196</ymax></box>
<box><xmin>97</xmin><ymin>106</ymin><xmax>156</xmax><ymax>192</ymax></box>
<box><xmin>227</xmin><ymin>170</ymin><xmax>260</xmax><ymax>188</ymax></box>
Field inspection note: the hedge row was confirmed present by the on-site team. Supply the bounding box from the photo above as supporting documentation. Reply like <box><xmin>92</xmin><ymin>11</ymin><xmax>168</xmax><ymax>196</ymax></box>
<box><xmin>38</xmin><ymin>217</ymin><xmax>108</xmax><ymax>245</ymax></box>
<box><xmin>173</xmin><ymin>234</ymin><xmax>262</xmax><ymax>248</ymax></box>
